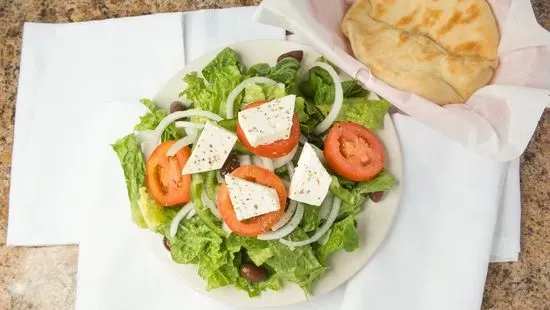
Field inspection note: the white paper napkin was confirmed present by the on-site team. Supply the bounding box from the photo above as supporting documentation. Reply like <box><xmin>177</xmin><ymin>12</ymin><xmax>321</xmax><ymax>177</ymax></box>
<box><xmin>76</xmin><ymin>113</ymin><xmax>509</xmax><ymax>310</ymax></box>
<box><xmin>7</xmin><ymin>7</ymin><xmax>284</xmax><ymax>246</ymax></box>
<box><xmin>8</xmin><ymin>13</ymin><xmax>186</xmax><ymax>246</ymax></box>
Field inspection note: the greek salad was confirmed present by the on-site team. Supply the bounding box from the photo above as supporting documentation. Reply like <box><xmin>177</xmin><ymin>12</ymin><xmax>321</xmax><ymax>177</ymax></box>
<box><xmin>112</xmin><ymin>47</ymin><xmax>398</xmax><ymax>297</ymax></box>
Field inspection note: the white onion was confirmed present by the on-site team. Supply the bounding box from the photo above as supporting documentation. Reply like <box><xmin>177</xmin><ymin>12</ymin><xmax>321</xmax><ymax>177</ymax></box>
<box><xmin>175</xmin><ymin>121</ymin><xmax>205</xmax><ymax>129</ymax></box>
<box><xmin>252</xmin><ymin>156</ymin><xmax>264</xmax><ymax>167</ymax></box>
<box><xmin>286</xmin><ymin>162</ymin><xmax>295</xmax><ymax>179</ymax></box>
<box><xmin>134</xmin><ymin>130</ymin><xmax>159</xmax><ymax>159</ymax></box>
<box><xmin>259</xmin><ymin>156</ymin><xmax>274</xmax><ymax>171</ymax></box>
<box><xmin>258</xmin><ymin>202</ymin><xmax>304</xmax><ymax>240</ymax></box>
<box><xmin>273</xmin><ymin>144</ymin><xmax>298</xmax><ymax>169</ymax></box>
<box><xmin>155</xmin><ymin>109</ymin><xmax>222</xmax><ymax>138</ymax></box>
<box><xmin>225</xmin><ymin>77</ymin><xmax>278</xmax><ymax>119</ymax></box>
<box><xmin>299</xmin><ymin>134</ymin><xmax>308</xmax><ymax>144</ymax></box>
<box><xmin>223</xmin><ymin>223</ymin><xmax>233</xmax><ymax>234</ymax></box>
<box><xmin>169</xmin><ymin>202</ymin><xmax>194</xmax><ymax>239</ymax></box>
<box><xmin>280</xmin><ymin>197</ymin><xmax>341</xmax><ymax>247</ymax></box>
<box><xmin>202</xmin><ymin>190</ymin><xmax>220</xmax><ymax>219</ymax></box>
<box><xmin>319</xmin><ymin>193</ymin><xmax>333</xmax><ymax>220</ymax></box>
<box><xmin>271</xmin><ymin>200</ymin><xmax>297</xmax><ymax>231</ymax></box>
<box><xmin>166</xmin><ymin>136</ymin><xmax>195</xmax><ymax>157</ymax></box>
<box><xmin>185</xmin><ymin>207</ymin><xmax>196</xmax><ymax>219</ymax></box>
<box><xmin>238</xmin><ymin>155</ymin><xmax>252</xmax><ymax>166</ymax></box>
<box><xmin>310</xmin><ymin>62</ymin><xmax>343</xmax><ymax>134</ymax></box>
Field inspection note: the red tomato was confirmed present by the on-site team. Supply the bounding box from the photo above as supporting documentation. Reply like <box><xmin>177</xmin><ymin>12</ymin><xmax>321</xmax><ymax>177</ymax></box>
<box><xmin>146</xmin><ymin>141</ymin><xmax>191</xmax><ymax>206</ymax></box>
<box><xmin>324</xmin><ymin>122</ymin><xmax>385</xmax><ymax>181</ymax></box>
<box><xmin>236</xmin><ymin>100</ymin><xmax>301</xmax><ymax>158</ymax></box>
<box><xmin>216</xmin><ymin>165</ymin><xmax>286</xmax><ymax>236</ymax></box>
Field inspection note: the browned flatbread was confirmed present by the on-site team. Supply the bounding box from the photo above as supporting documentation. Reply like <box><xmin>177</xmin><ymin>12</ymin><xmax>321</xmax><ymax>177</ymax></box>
<box><xmin>341</xmin><ymin>0</ymin><xmax>500</xmax><ymax>105</ymax></box>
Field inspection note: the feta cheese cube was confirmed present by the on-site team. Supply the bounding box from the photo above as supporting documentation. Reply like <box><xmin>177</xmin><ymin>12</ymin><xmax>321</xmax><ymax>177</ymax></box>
<box><xmin>182</xmin><ymin>122</ymin><xmax>237</xmax><ymax>175</ymax></box>
<box><xmin>289</xmin><ymin>143</ymin><xmax>331</xmax><ymax>206</ymax></box>
<box><xmin>225</xmin><ymin>175</ymin><xmax>281</xmax><ymax>221</ymax></box>
<box><xmin>237</xmin><ymin>94</ymin><xmax>295</xmax><ymax>147</ymax></box>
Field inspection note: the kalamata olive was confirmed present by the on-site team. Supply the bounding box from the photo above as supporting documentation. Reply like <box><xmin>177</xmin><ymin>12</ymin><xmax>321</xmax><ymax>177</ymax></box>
<box><xmin>239</xmin><ymin>263</ymin><xmax>268</xmax><ymax>282</ymax></box>
<box><xmin>370</xmin><ymin>191</ymin><xmax>384</xmax><ymax>202</ymax></box>
<box><xmin>277</xmin><ymin>50</ymin><xmax>304</xmax><ymax>63</ymax></box>
<box><xmin>163</xmin><ymin>237</ymin><xmax>171</xmax><ymax>251</ymax></box>
<box><xmin>170</xmin><ymin>101</ymin><xmax>187</xmax><ymax>113</ymax></box>
<box><xmin>220</xmin><ymin>153</ymin><xmax>240</xmax><ymax>177</ymax></box>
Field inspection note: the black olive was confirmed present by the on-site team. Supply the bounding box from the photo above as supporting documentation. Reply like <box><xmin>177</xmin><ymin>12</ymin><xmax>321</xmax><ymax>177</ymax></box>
<box><xmin>170</xmin><ymin>101</ymin><xmax>187</xmax><ymax>113</ymax></box>
<box><xmin>277</xmin><ymin>50</ymin><xmax>304</xmax><ymax>63</ymax></box>
<box><xmin>239</xmin><ymin>263</ymin><xmax>268</xmax><ymax>282</ymax></box>
<box><xmin>370</xmin><ymin>191</ymin><xmax>384</xmax><ymax>202</ymax></box>
<box><xmin>163</xmin><ymin>237</ymin><xmax>171</xmax><ymax>251</ymax></box>
<box><xmin>220</xmin><ymin>153</ymin><xmax>240</xmax><ymax>177</ymax></box>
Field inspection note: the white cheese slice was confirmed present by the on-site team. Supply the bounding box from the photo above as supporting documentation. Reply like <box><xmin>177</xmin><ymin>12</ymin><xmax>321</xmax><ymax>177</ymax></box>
<box><xmin>237</xmin><ymin>94</ymin><xmax>295</xmax><ymax>147</ymax></box>
<box><xmin>289</xmin><ymin>143</ymin><xmax>331</xmax><ymax>206</ymax></box>
<box><xmin>225</xmin><ymin>175</ymin><xmax>281</xmax><ymax>221</ymax></box>
<box><xmin>182</xmin><ymin>122</ymin><xmax>237</xmax><ymax>175</ymax></box>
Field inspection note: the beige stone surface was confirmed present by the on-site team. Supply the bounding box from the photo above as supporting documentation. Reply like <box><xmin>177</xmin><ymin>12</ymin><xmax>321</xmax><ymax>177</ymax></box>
<box><xmin>0</xmin><ymin>0</ymin><xmax>548</xmax><ymax>309</ymax></box>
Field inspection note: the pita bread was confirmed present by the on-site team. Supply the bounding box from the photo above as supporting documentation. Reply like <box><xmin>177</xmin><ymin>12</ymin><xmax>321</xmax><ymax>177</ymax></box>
<box><xmin>341</xmin><ymin>0</ymin><xmax>500</xmax><ymax>105</ymax></box>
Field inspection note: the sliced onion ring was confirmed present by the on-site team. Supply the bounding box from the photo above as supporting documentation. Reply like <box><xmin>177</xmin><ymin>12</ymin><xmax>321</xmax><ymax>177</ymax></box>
<box><xmin>225</xmin><ymin>77</ymin><xmax>278</xmax><ymax>119</ymax></box>
<box><xmin>169</xmin><ymin>201</ymin><xmax>194</xmax><ymax>239</ymax></box>
<box><xmin>238</xmin><ymin>155</ymin><xmax>252</xmax><ymax>166</ymax></box>
<box><xmin>175</xmin><ymin>121</ymin><xmax>205</xmax><ymax>129</ymax></box>
<box><xmin>155</xmin><ymin>109</ymin><xmax>222</xmax><ymax>137</ymax></box>
<box><xmin>166</xmin><ymin>136</ymin><xmax>195</xmax><ymax>157</ymax></box>
<box><xmin>280</xmin><ymin>197</ymin><xmax>341</xmax><ymax>247</ymax></box>
<box><xmin>271</xmin><ymin>200</ymin><xmax>297</xmax><ymax>231</ymax></box>
<box><xmin>259</xmin><ymin>156</ymin><xmax>274</xmax><ymax>171</ymax></box>
<box><xmin>273</xmin><ymin>144</ymin><xmax>299</xmax><ymax>169</ymax></box>
<box><xmin>258</xmin><ymin>202</ymin><xmax>304</xmax><ymax>240</ymax></box>
<box><xmin>201</xmin><ymin>190</ymin><xmax>220</xmax><ymax>219</ymax></box>
<box><xmin>185</xmin><ymin>207</ymin><xmax>196</xmax><ymax>219</ymax></box>
<box><xmin>310</xmin><ymin>62</ymin><xmax>343</xmax><ymax>134</ymax></box>
<box><xmin>223</xmin><ymin>223</ymin><xmax>233</xmax><ymax>234</ymax></box>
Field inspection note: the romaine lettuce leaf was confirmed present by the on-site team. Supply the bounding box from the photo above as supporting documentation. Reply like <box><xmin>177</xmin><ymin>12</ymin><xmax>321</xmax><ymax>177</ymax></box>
<box><xmin>315</xmin><ymin>215</ymin><xmax>359</xmax><ymax>266</ymax></box>
<box><xmin>180</xmin><ymin>48</ymin><xmax>245</xmax><ymax>116</ymax></box>
<box><xmin>354</xmin><ymin>169</ymin><xmax>398</xmax><ymax>194</ymax></box>
<box><xmin>138</xmin><ymin>187</ymin><xmax>177</xmax><ymax>233</ymax></box>
<box><xmin>318</xmin><ymin>97</ymin><xmax>390</xmax><ymax>131</ymax></box>
<box><xmin>300</xmin><ymin>204</ymin><xmax>320</xmax><ymax>233</ymax></box>
<box><xmin>112</xmin><ymin>134</ymin><xmax>147</xmax><ymax>228</ymax></box>
<box><xmin>268</xmin><ymin>57</ymin><xmax>301</xmax><ymax>95</ymax></box>
<box><xmin>134</xmin><ymin>98</ymin><xmax>182</xmax><ymax>141</ymax></box>
<box><xmin>242</xmin><ymin>83</ymin><xmax>286</xmax><ymax>105</ymax></box>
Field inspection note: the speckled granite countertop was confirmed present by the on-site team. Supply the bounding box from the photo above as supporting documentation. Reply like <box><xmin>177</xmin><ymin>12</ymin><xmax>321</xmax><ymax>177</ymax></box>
<box><xmin>0</xmin><ymin>0</ymin><xmax>549</xmax><ymax>309</ymax></box>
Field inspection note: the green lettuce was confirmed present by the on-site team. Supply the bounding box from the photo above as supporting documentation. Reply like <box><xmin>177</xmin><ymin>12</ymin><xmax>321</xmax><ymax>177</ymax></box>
<box><xmin>180</xmin><ymin>47</ymin><xmax>245</xmax><ymax>116</ymax></box>
<box><xmin>138</xmin><ymin>187</ymin><xmax>178</xmax><ymax>233</ymax></box>
<box><xmin>242</xmin><ymin>83</ymin><xmax>286</xmax><ymax>105</ymax></box>
<box><xmin>315</xmin><ymin>215</ymin><xmax>359</xmax><ymax>266</ymax></box>
<box><xmin>112</xmin><ymin>134</ymin><xmax>147</xmax><ymax>228</ymax></box>
<box><xmin>134</xmin><ymin>98</ymin><xmax>181</xmax><ymax>141</ymax></box>
<box><xmin>318</xmin><ymin>97</ymin><xmax>390</xmax><ymax>131</ymax></box>
<box><xmin>268</xmin><ymin>57</ymin><xmax>301</xmax><ymax>95</ymax></box>
<box><xmin>300</xmin><ymin>204</ymin><xmax>320</xmax><ymax>233</ymax></box>
<box><xmin>354</xmin><ymin>169</ymin><xmax>399</xmax><ymax>194</ymax></box>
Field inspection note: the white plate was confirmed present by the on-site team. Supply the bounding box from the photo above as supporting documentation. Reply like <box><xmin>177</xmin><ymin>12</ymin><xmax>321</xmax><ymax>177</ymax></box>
<box><xmin>146</xmin><ymin>40</ymin><xmax>403</xmax><ymax>308</ymax></box>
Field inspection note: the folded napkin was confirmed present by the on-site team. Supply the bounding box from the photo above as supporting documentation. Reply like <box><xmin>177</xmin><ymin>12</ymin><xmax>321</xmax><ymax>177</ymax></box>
<box><xmin>7</xmin><ymin>7</ymin><xmax>284</xmax><ymax>246</ymax></box>
<box><xmin>76</xmin><ymin>113</ymin><xmax>508</xmax><ymax>310</ymax></box>
<box><xmin>8</xmin><ymin>12</ymin><xmax>186</xmax><ymax>246</ymax></box>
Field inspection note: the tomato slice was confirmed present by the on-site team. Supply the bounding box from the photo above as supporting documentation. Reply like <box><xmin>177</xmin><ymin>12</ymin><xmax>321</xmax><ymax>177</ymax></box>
<box><xmin>216</xmin><ymin>165</ymin><xmax>287</xmax><ymax>236</ymax></box>
<box><xmin>236</xmin><ymin>100</ymin><xmax>301</xmax><ymax>158</ymax></box>
<box><xmin>146</xmin><ymin>141</ymin><xmax>192</xmax><ymax>206</ymax></box>
<box><xmin>324</xmin><ymin>122</ymin><xmax>385</xmax><ymax>182</ymax></box>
